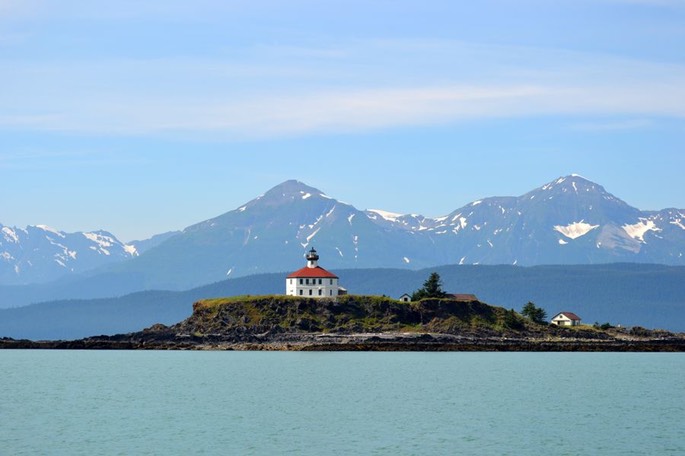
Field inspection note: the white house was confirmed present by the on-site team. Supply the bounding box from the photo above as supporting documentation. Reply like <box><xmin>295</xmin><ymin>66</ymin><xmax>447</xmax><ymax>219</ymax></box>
<box><xmin>286</xmin><ymin>248</ymin><xmax>342</xmax><ymax>298</ymax></box>
<box><xmin>551</xmin><ymin>312</ymin><xmax>582</xmax><ymax>327</ymax></box>
<box><xmin>399</xmin><ymin>293</ymin><xmax>411</xmax><ymax>302</ymax></box>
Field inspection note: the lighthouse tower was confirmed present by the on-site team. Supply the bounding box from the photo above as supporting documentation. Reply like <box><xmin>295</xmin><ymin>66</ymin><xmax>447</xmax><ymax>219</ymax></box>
<box><xmin>306</xmin><ymin>248</ymin><xmax>320</xmax><ymax>268</ymax></box>
<box><xmin>286</xmin><ymin>248</ymin><xmax>341</xmax><ymax>298</ymax></box>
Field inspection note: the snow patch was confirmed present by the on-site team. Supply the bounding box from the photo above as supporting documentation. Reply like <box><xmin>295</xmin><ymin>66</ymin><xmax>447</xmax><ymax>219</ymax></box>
<box><xmin>336</xmin><ymin>247</ymin><xmax>344</xmax><ymax>257</ymax></box>
<box><xmin>368</xmin><ymin>209</ymin><xmax>403</xmax><ymax>222</ymax></box>
<box><xmin>2</xmin><ymin>227</ymin><xmax>19</xmax><ymax>243</ymax></box>
<box><xmin>559</xmin><ymin>239</ymin><xmax>568</xmax><ymax>245</ymax></box>
<box><xmin>347</xmin><ymin>214</ymin><xmax>355</xmax><ymax>224</ymax></box>
<box><xmin>308</xmin><ymin>214</ymin><xmax>325</xmax><ymax>229</ymax></box>
<box><xmin>301</xmin><ymin>192</ymin><xmax>312</xmax><ymax>200</ymax></box>
<box><xmin>487</xmin><ymin>240</ymin><xmax>493</xmax><ymax>248</ymax></box>
<box><xmin>123</xmin><ymin>245</ymin><xmax>137</xmax><ymax>256</ymax></box>
<box><xmin>37</xmin><ymin>225</ymin><xmax>64</xmax><ymax>238</ymax></box>
<box><xmin>459</xmin><ymin>257</ymin><xmax>466</xmax><ymax>265</ymax></box>
<box><xmin>403</xmin><ymin>257</ymin><xmax>410</xmax><ymax>264</ymax></box>
<box><xmin>472</xmin><ymin>200</ymin><xmax>482</xmax><ymax>206</ymax></box>
<box><xmin>623</xmin><ymin>219</ymin><xmax>661</xmax><ymax>243</ymax></box>
<box><xmin>226</xmin><ymin>268</ymin><xmax>233</xmax><ymax>277</ymax></box>
<box><xmin>554</xmin><ymin>221</ymin><xmax>600</xmax><ymax>240</ymax></box>
<box><xmin>1</xmin><ymin>251</ymin><xmax>14</xmax><ymax>261</ymax></box>
<box><xmin>238</xmin><ymin>206</ymin><xmax>247</xmax><ymax>212</ymax></box>
<box><xmin>306</xmin><ymin>228</ymin><xmax>321</xmax><ymax>243</ymax></box>
<box><xmin>670</xmin><ymin>219</ymin><xmax>685</xmax><ymax>231</ymax></box>
<box><xmin>83</xmin><ymin>232</ymin><xmax>114</xmax><ymax>255</ymax></box>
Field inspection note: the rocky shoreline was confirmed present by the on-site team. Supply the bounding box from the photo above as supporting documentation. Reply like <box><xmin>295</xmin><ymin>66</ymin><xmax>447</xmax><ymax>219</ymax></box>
<box><xmin>3</xmin><ymin>295</ymin><xmax>684</xmax><ymax>351</ymax></box>
<box><xmin>2</xmin><ymin>332</ymin><xmax>684</xmax><ymax>352</ymax></box>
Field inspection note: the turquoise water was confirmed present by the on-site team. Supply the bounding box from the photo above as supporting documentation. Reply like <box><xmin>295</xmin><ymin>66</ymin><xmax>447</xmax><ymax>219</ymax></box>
<box><xmin>1</xmin><ymin>351</ymin><xmax>683</xmax><ymax>455</ymax></box>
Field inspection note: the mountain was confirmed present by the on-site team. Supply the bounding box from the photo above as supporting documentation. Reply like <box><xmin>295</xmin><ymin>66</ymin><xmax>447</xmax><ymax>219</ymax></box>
<box><xmin>129</xmin><ymin>231</ymin><xmax>181</xmax><ymax>254</ymax></box>
<box><xmin>94</xmin><ymin>175</ymin><xmax>685</xmax><ymax>291</ymax></box>
<box><xmin>0</xmin><ymin>224</ymin><xmax>138</xmax><ymax>285</ymax></box>
<box><xmin>92</xmin><ymin>179</ymin><xmax>441</xmax><ymax>290</ymax></box>
<box><xmin>3</xmin><ymin>175</ymin><xmax>684</xmax><ymax>293</ymax></box>
<box><xmin>2</xmin><ymin>264</ymin><xmax>684</xmax><ymax>340</ymax></box>
<box><xmin>378</xmin><ymin>174</ymin><xmax>685</xmax><ymax>266</ymax></box>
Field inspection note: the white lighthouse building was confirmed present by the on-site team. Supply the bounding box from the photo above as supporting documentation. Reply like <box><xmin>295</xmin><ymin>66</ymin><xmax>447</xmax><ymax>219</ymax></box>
<box><xmin>286</xmin><ymin>248</ymin><xmax>342</xmax><ymax>298</ymax></box>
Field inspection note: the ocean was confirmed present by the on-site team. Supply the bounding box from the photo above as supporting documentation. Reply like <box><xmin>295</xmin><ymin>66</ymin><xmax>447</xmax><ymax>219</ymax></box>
<box><xmin>1</xmin><ymin>351</ymin><xmax>683</xmax><ymax>455</ymax></box>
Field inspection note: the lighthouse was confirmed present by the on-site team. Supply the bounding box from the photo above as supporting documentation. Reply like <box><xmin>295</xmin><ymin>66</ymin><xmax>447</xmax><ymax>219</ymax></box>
<box><xmin>286</xmin><ymin>248</ymin><xmax>342</xmax><ymax>298</ymax></box>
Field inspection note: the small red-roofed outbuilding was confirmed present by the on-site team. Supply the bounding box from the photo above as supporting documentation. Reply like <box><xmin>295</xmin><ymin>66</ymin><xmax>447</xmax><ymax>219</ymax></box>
<box><xmin>551</xmin><ymin>312</ymin><xmax>582</xmax><ymax>327</ymax></box>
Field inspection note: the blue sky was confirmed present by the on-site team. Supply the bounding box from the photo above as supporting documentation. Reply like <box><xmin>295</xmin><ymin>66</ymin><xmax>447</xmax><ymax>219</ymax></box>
<box><xmin>1</xmin><ymin>0</ymin><xmax>684</xmax><ymax>241</ymax></box>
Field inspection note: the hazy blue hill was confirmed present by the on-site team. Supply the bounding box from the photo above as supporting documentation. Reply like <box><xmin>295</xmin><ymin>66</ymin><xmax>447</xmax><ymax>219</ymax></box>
<box><xmin>1</xmin><ymin>263</ymin><xmax>683</xmax><ymax>340</ymax></box>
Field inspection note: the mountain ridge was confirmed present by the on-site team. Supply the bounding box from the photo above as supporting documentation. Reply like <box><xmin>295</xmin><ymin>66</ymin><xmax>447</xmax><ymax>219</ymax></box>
<box><xmin>2</xmin><ymin>175</ymin><xmax>684</xmax><ymax>289</ymax></box>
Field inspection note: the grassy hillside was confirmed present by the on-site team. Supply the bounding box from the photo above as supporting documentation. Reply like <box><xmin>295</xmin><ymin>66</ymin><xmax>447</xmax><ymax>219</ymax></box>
<box><xmin>179</xmin><ymin>295</ymin><xmax>528</xmax><ymax>337</ymax></box>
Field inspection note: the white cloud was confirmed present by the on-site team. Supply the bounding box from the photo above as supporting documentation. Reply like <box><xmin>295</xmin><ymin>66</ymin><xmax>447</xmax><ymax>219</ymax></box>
<box><xmin>2</xmin><ymin>40</ymin><xmax>685</xmax><ymax>138</ymax></box>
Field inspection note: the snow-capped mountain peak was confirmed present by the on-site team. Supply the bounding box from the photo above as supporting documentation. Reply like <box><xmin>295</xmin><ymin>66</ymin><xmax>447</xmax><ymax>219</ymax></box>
<box><xmin>0</xmin><ymin>223</ymin><xmax>137</xmax><ymax>285</ymax></box>
<box><xmin>3</xmin><ymin>175</ymin><xmax>684</xmax><ymax>288</ymax></box>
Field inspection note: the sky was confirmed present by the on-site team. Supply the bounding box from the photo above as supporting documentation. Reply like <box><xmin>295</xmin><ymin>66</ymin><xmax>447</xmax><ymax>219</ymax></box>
<box><xmin>1</xmin><ymin>0</ymin><xmax>684</xmax><ymax>242</ymax></box>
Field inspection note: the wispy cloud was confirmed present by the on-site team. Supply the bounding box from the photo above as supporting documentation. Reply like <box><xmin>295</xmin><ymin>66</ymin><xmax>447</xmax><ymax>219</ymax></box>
<box><xmin>2</xmin><ymin>40</ymin><xmax>685</xmax><ymax>139</ymax></box>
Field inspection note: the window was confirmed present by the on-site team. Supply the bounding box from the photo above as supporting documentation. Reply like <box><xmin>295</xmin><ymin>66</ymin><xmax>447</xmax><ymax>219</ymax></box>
<box><xmin>330</xmin><ymin>279</ymin><xmax>333</xmax><ymax>285</ymax></box>
<box><xmin>299</xmin><ymin>290</ymin><xmax>303</xmax><ymax>295</ymax></box>
<box><xmin>306</xmin><ymin>278</ymin><xmax>310</xmax><ymax>285</ymax></box>
<box><xmin>299</xmin><ymin>279</ymin><xmax>303</xmax><ymax>285</ymax></box>
<box><xmin>329</xmin><ymin>290</ymin><xmax>333</xmax><ymax>296</ymax></box>
<box><xmin>309</xmin><ymin>289</ymin><xmax>312</xmax><ymax>296</ymax></box>
<box><xmin>318</xmin><ymin>279</ymin><xmax>322</xmax><ymax>285</ymax></box>
<box><xmin>318</xmin><ymin>289</ymin><xmax>322</xmax><ymax>296</ymax></box>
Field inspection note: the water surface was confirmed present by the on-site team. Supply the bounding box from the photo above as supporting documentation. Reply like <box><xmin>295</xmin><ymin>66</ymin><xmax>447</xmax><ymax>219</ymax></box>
<box><xmin>1</xmin><ymin>351</ymin><xmax>683</xmax><ymax>455</ymax></box>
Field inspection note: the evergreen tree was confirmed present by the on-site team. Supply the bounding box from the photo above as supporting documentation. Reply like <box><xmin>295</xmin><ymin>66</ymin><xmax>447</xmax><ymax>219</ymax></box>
<box><xmin>411</xmin><ymin>272</ymin><xmax>448</xmax><ymax>300</ymax></box>
<box><xmin>521</xmin><ymin>301</ymin><xmax>548</xmax><ymax>324</ymax></box>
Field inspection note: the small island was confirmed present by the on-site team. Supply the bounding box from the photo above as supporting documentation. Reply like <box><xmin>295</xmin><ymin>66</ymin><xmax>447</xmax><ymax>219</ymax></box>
<box><xmin>2</xmin><ymin>248</ymin><xmax>683</xmax><ymax>351</ymax></box>
<box><xmin>2</xmin><ymin>294</ymin><xmax>683</xmax><ymax>351</ymax></box>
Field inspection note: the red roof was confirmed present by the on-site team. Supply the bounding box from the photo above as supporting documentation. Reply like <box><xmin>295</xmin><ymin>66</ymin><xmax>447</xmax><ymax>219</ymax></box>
<box><xmin>555</xmin><ymin>312</ymin><xmax>581</xmax><ymax>321</ymax></box>
<box><xmin>287</xmin><ymin>266</ymin><xmax>338</xmax><ymax>279</ymax></box>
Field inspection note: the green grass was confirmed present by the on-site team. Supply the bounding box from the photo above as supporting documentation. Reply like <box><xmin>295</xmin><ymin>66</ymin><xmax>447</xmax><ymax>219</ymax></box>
<box><xmin>184</xmin><ymin>294</ymin><xmax>527</xmax><ymax>336</ymax></box>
